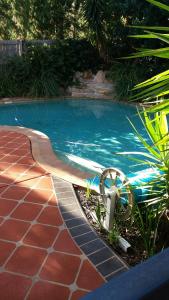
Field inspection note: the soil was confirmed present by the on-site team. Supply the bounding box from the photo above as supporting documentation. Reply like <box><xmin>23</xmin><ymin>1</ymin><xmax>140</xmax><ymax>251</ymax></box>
<box><xmin>75</xmin><ymin>186</ymin><xmax>157</xmax><ymax>266</ymax></box>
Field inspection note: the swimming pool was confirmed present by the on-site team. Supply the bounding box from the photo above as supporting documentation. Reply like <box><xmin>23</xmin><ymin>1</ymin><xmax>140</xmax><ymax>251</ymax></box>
<box><xmin>0</xmin><ymin>99</ymin><xmax>147</xmax><ymax>175</ymax></box>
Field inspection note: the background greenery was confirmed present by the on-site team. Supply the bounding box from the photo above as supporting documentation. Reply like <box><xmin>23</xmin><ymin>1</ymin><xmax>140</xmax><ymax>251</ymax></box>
<box><xmin>0</xmin><ymin>39</ymin><xmax>102</xmax><ymax>97</ymax></box>
<box><xmin>0</xmin><ymin>0</ymin><xmax>169</xmax><ymax>99</ymax></box>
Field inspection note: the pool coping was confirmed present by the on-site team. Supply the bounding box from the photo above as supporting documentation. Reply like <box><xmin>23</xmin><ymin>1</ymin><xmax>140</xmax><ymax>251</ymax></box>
<box><xmin>0</xmin><ymin>96</ymin><xmax>141</xmax><ymax>108</ymax></box>
<box><xmin>52</xmin><ymin>175</ymin><xmax>129</xmax><ymax>281</ymax></box>
<box><xmin>0</xmin><ymin>125</ymin><xmax>91</xmax><ymax>187</ymax></box>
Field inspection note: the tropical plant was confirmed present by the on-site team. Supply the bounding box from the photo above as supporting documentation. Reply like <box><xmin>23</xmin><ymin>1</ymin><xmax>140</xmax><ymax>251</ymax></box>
<box><xmin>85</xmin><ymin>183</ymin><xmax>92</xmax><ymax>200</ymax></box>
<box><xmin>126</xmin><ymin>0</ymin><xmax>169</xmax><ymax>102</ymax></box>
<box><xmin>95</xmin><ymin>200</ymin><xmax>105</xmax><ymax>229</ymax></box>
<box><xmin>133</xmin><ymin>199</ymin><xmax>166</xmax><ymax>256</ymax></box>
<box><xmin>117</xmin><ymin>108</ymin><xmax>169</xmax><ymax>256</ymax></box>
<box><xmin>113</xmin><ymin>0</ymin><xmax>169</xmax><ymax>258</ymax></box>
<box><xmin>107</xmin><ymin>59</ymin><xmax>159</xmax><ymax>101</ymax></box>
<box><xmin>108</xmin><ymin>220</ymin><xmax>119</xmax><ymax>246</ymax></box>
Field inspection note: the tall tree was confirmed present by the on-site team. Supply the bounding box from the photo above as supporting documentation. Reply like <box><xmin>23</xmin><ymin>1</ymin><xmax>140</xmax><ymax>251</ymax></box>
<box><xmin>31</xmin><ymin>0</ymin><xmax>74</xmax><ymax>39</ymax></box>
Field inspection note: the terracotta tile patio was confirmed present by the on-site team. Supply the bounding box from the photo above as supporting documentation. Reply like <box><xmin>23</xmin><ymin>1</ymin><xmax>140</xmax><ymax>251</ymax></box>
<box><xmin>0</xmin><ymin>130</ymin><xmax>105</xmax><ymax>299</ymax></box>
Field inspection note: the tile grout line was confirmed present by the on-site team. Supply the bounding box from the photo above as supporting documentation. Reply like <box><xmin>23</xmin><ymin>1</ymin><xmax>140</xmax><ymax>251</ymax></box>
<box><xmin>24</xmin><ymin>173</ymin><xmax>66</xmax><ymax>299</ymax></box>
<box><xmin>0</xmin><ymin>173</ymin><xmax>50</xmax><ymax>227</ymax></box>
<box><xmin>0</xmin><ymin>131</ymin><xmax>127</xmax><ymax>298</ymax></box>
<box><xmin>54</xmin><ymin>176</ymin><xmax>129</xmax><ymax>280</ymax></box>
<box><xmin>52</xmin><ymin>176</ymin><xmax>107</xmax><ymax>285</ymax></box>
<box><xmin>2</xmin><ymin>174</ymin><xmax>50</xmax><ymax>270</ymax></box>
<box><xmin>105</xmin><ymin>266</ymin><xmax>127</xmax><ymax>279</ymax></box>
<box><xmin>0</xmin><ymin>237</ymin><xmax>84</xmax><ymax>258</ymax></box>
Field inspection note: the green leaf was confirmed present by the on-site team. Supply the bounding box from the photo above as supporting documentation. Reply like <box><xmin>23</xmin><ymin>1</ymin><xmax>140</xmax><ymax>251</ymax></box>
<box><xmin>132</xmin><ymin>80</ymin><xmax>169</xmax><ymax>98</ymax></box>
<box><xmin>124</xmin><ymin>47</ymin><xmax>169</xmax><ymax>59</ymax></box>
<box><xmin>148</xmin><ymin>101</ymin><xmax>169</xmax><ymax>112</ymax></box>
<box><xmin>131</xmin><ymin>83</ymin><xmax>169</xmax><ymax>100</ymax></box>
<box><xmin>133</xmin><ymin>75</ymin><xmax>169</xmax><ymax>90</ymax></box>
<box><xmin>146</xmin><ymin>0</ymin><xmax>169</xmax><ymax>12</ymax></box>
<box><xmin>144</xmin><ymin>31</ymin><xmax>169</xmax><ymax>44</ymax></box>
<box><xmin>116</xmin><ymin>151</ymin><xmax>159</xmax><ymax>161</ymax></box>
<box><xmin>128</xmin><ymin>25</ymin><xmax>169</xmax><ymax>31</ymax></box>
<box><xmin>127</xmin><ymin>117</ymin><xmax>161</xmax><ymax>160</ymax></box>
<box><xmin>135</xmin><ymin>70</ymin><xmax>169</xmax><ymax>88</ymax></box>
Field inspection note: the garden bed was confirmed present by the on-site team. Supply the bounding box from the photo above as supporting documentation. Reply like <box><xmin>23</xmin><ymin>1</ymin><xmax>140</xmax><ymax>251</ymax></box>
<box><xmin>75</xmin><ymin>186</ymin><xmax>169</xmax><ymax>266</ymax></box>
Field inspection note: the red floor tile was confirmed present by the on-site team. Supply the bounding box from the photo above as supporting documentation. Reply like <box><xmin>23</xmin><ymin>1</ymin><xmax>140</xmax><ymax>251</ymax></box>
<box><xmin>2</xmin><ymin>173</ymin><xmax>22</xmax><ymax>183</ymax></box>
<box><xmin>37</xmin><ymin>206</ymin><xmax>63</xmax><ymax>227</ymax></box>
<box><xmin>6</xmin><ymin>245</ymin><xmax>47</xmax><ymax>276</ymax></box>
<box><xmin>12</xmin><ymin>149</ymin><xmax>29</xmax><ymax>156</ymax></box>
<box><xmin>0</xmin><ymin>148</ymin><xmax>14</xmax><ymax>155</ymax></box>
<box><xmin>48</xmin><ymin>194</ymin><xmax>58</xmax><ymax>206</ymax></box>
<box><xmin>76</xmin><ymin>260</ymin><xmax>104</xmax><ymax>291</ymax></box>
<box><xmin>18</xmin><ymin>157</ymin><xmax>35</xmax><ymax>165</ymax></box>
<box><xmin>0</xmin><ymin>155</ymin><xmax>21</xmax><ymax>163</ymax></box>
<box><xmin>8</xmin><ymin>131</ymin><xmax>29</xmax><ymax>141</ymax></box>
<box><xmin>9</xmin><ymin>132</ymin><xmax>25</xmax><ymax>138</ymax></box>
<box><xmin>36</xmin><ymin>176</ymin><xmax>53</xmax><ymax>190</ymax></box>
<box><xmin>0</xmin><ymin>217</ymin><xmax>4</xmax><ymax>224</ymax></box>
<box><xmin>11</xmin><ymin>202</ymin><xmax>42</xmax><ymax>221</ymax></box>
<box><xmin>0</xmin><ymin>183</ymin><xmax>7</xmax><ymax>188</ymax></box>
<box><xmin>25</xmin><ymin>189</ymin><xmax>53</xmax><ymax>205</ymax></box>
<box><xmin>0</xmin><ymin>240</ymin><xmax>16</xmax><ymax>266</ymax></box>
<box><xmin>15</xmin><ymin>138</ymin><xmax>28</xmax><ymax>143</ymax></box>
<box><xmin>6</xmin><ymin>142</ymin><xmax>23</xmax><ymax>148</ymax></box>
<box><xmin>40</xmin><ymin>252</ymin><xmax>81</xmax><ymax>284</ymax></box>
<box><xmin>0</xmin><ymin>162</ymin><xmax>11</xmax><ymax>171</ymax></box>
<box><xmin>16</xmin><ymin>177</ymin><xmax>41</xmax><ymax>188</ymax></box>
<box><xmin>27</xmin><ymin>281</ymin><xmax>70</xmax><ymax>300</ymax></box>
<box><xmin>5</xmin><ymin>164</ymin><xmax>29</xmax><ymax>175</ymax></box>
<box><xmin>24</xmin><ymin>224</ymin><xmax>59</xmax><ymax>248</ymax></box>
<box><xmin>54</xmin><ymin>230</ymin><xmax>81</xmax><ymax>255</ymax></box>
<box><xmin>1</xmin><ymin>185</ymin><xmax>29</xmax><ymax>201</ymax></box>
<box><xmin>16</xmin><ymin>174</ymin><xmax>40</xmax><ymax>185</ymax></box>
<box><xmin>0</xmin><ymin>131</ymin><xmax>107</xmax><ymax>298</ymax></box>
<box><xmin>19</xmin><ymin>144</ymin><xmax>31</xmax><ymax>150</ymax></box>
<box><xmin>27</xmin><ymin>165</ymin><xmax>47</xmax><ymax>177</ymax></box>
<box><xmin>71</xmin><ymin>290</ymin><xmax>89</xmax><ymax>300</ymax></box>
<box><xmin>0</xmin><ymin>140</ymin><xmax>8</xmax><ymax>144</ymax></box>
<box><xmin>0</xmin><ymin>175</ymin><xmax>14</xmax><ymax>185</ymax></box>
<box><xmin>0</xmin><ymin>272</ymin><xmax>32</xmax><ymax>300</ymax></box>
<box><xmin>0</xmin><ymin>198</ymin><xmax>18</xmax><ymax>216</ymax></box>
<box><xmin>0</xmin><ymin>219</ymin><xmax>30</xmax><ymax>242</ymax></box>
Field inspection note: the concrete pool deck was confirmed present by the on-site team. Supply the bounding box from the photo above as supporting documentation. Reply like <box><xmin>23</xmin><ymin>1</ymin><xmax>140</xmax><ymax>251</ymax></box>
<box><xmin>0</xmin><ymin>128</ymin><xmax>128</xmax><ymax>299</ymax></box>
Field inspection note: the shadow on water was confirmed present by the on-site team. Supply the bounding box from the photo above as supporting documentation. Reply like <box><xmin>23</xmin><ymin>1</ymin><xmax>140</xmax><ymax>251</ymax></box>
<box><xmin>0</xmin><ymin>99</ymin><xmax>148</xmax><ymax>174</ymax></box>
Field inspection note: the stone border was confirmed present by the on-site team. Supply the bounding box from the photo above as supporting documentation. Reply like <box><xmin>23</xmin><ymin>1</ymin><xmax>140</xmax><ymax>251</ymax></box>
<box><xmin>0</xmin><ymin>97</ymin><xmax>113</xmax><ymax>105</ymax></box>
<box><xmin>0</xmin><ymin>126</ymin><xmax>92</xmax><ymax>187</ymax></box>
<box><xmin>52</xmin><ymin>175</ymin><xmax>128</xmax><ymax>281</ymax></box>
<box><xmin>0</xmin><ymin>96</ymin><xmax>140</xmax><ymax>107</ymax></box>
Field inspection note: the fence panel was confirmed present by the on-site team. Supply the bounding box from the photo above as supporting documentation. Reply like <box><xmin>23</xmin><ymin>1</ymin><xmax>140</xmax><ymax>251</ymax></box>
<box><xmin>0</xmin><ymin>40</ymin><xmax>55</xmax><ymax>62</ymax></box>
<box><xmin>0</xmin><ymin>40</ymin><xmax>22</xmax><ymax>59</ymax></box>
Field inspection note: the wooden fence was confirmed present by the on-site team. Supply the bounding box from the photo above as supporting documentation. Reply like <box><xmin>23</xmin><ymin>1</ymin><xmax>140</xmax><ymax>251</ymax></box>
<box><xmin>0</xmin><ymin>40</ymin><xmax>55</xmax><ymax>61</ymax></box>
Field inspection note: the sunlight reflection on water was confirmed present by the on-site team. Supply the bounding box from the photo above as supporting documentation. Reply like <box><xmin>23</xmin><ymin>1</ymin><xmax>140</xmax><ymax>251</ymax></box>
<box><xmin>0</xmin><ymin>99</ymin><xmax>148</xmax><ymax>174</ymax></box>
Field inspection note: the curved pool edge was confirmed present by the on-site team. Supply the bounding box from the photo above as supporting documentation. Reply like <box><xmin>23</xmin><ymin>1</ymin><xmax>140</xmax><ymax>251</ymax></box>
<box><xmin>0</xmin><ymin>125</ymin><xmax>92</xmax><ymax>187</ymax></box>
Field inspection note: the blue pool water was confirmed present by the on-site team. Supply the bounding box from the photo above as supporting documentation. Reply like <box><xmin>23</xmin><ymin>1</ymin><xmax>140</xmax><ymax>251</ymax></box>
<box><xmin>0</xmin><ymin>99</ymin><xmax>147</xmax><ymax>174</ymax></box>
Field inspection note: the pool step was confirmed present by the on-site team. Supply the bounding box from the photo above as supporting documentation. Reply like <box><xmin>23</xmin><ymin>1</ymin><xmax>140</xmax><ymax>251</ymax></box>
<box><xmin>71</xmin><ymin>81</ymin><xmax>114</xmax><ymax>99</ymax></box>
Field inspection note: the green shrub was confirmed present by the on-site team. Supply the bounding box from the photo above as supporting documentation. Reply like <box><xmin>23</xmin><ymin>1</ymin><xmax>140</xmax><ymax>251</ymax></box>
<box><xmin>0</xmin><ymin>39</ymin><xmax>102</xmax><ymax>98</ymax></box>
<box><xmin>108</xmin><ymin>58</ymin><xmax>169</xmax><ymax>101</ymax></box>
<box><xmin>67</xmin><ymin>39</ymin><xmax>103</xmax><ymax>72</ymax></box>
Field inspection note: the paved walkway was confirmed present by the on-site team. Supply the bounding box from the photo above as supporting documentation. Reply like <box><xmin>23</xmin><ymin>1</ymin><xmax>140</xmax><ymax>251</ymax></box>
<box><xmin>0</xmin><ymin>130</ymin><xmax>106</xmax><ymax>299</ymax></box>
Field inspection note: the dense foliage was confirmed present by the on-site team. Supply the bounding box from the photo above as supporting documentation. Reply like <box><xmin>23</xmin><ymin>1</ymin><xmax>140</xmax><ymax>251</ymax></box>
<box><xmin>0</xmin><ymin>0</ymin><xmax>169</xmax><ymax>99</ymax></box>
<box><xmin>0</xmin><ymin>39</ymin><xmax>102</xmax><ymax>97</ymax></box>
<box><xmin>0</xmin><ymin>0</ymin><xmax>168</xmax><ymax>54</ymax></box>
